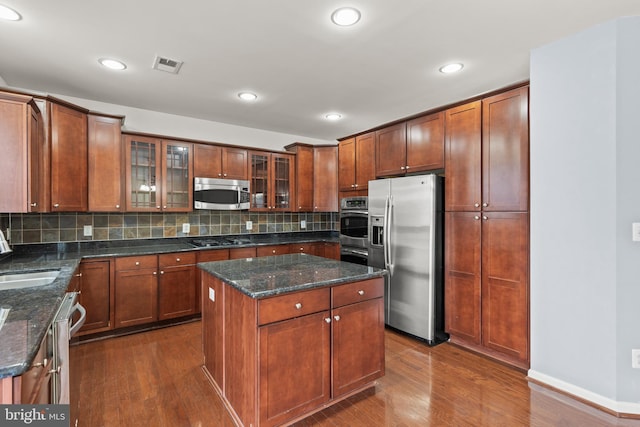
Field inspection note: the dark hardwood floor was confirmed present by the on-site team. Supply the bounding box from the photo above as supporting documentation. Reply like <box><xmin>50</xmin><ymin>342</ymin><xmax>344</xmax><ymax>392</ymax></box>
<box><xmin>70</xmin><ymin>321</ymin><xmax>640</xmax><ymax>426</ymax></box>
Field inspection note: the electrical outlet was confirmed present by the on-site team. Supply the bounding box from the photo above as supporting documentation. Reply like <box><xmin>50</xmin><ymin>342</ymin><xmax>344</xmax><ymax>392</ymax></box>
<box><xmin>208</xmin><ymin>287</ymin><xmax>215</xmax><ymax>302</ymax></box>
<box><xmin>633</xmin><ymin>349</ymin><xmax>640</xmax><ymax>368</ymax></box>
<box><xmin>83</xmin><ymin>225</ymin><xmax>93</xmax><ymax>237</ymax></box>
<box><xmin>633</xmin><ymin>223</ymin><xmax>640</xmax><ymax>242</ymax></box>
<box><xmin>246</xmin><ymin>221</ymin><xmax>253</xmax><ymax>231</ymax></box>
<box><xmin>182</xmin><ymin>223</ymin><xmax>190</xmax><ymax>233</ymax></box>
<box><xmin>301</xmin><ymin>220</ymin><xmax>306</xmax><ymax>229</ymax></box>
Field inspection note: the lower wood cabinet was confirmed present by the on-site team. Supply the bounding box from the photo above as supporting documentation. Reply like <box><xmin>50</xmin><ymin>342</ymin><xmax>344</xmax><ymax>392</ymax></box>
<box><xmin>445</xmin><ymin>211</ymin><xmax>529</xmax><ymax>368</ymax></box>
<box><xmin>1</xmin><ymin>334</ymin><xmax>52</xmax><ymax>404</ymax></box>
<box><xmin>158</xmin><ymin>252</ymin><xmax>197</xmax><ymax>320</ymax></box>
<box><xmin>114</xmin><ymin>255</ymin><xmax>158</xmax><ymax>328</ymax></box>
<box><xmin>78</xmin><ymin>259</ymin><xmax>113</xmax><ymax>335</ymax></box>
<box><xmin>202</xmin><ymin>274</ymin><xmax>384</xmax><ymax>427</ymax></box>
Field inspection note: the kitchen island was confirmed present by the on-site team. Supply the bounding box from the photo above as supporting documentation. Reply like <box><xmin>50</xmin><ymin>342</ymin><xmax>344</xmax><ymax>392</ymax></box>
<box><xmin>199</xmin><ymin>254</ymin><xmax>387</xmax><ymax>427</ymax></box>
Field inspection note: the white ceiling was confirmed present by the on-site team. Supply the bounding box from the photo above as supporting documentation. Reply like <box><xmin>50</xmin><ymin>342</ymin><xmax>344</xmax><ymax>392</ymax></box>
<box><xmin>1</xmin><ymin>1</ymin><xmax>639</xmax><ymax>142</ymax></box>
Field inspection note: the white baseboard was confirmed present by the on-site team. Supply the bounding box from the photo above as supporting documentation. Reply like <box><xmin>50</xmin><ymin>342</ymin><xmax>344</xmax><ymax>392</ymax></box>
<box><xmin>528</xmin><ymin>369</ymin><xmax>640</xmax><ymax>415</ymax></box>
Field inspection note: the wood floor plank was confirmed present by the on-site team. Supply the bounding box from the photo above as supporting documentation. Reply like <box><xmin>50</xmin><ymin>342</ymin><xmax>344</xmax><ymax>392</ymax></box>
<box><xmin>70</xmin><ymin>322</ymin><xmax>640</xmax><ymax>427</ymax></box>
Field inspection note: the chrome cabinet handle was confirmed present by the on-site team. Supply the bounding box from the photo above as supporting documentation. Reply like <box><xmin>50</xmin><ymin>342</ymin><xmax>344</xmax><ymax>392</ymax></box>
<box><xmin>324</xmin><ymin>317</ymin><xmax>331</xmax><ymax>323</ymax></box>
<box><xmin>334</xmin><ymin>315</ymin><xmax>341</xmax><ymax>321</ymax></box>
<box><xmin>358</xmin><ymin>290</ymin><xmax>364</xmax><ymax>296</ymax></box>
<box><xmin>295</xmin><ymin>303</ymin><xmax>302</xmax><ymax>310</ymax></box>
<box><xmin>49</xmin><ymin>366</ymin><xmax>61</xmax><ymax>375</ymax></box>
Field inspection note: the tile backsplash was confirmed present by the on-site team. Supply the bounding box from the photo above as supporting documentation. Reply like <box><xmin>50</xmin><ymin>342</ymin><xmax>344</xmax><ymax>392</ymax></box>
<box><xmin>0</xmin><ymin>211</ymin><xmax>338</xmax><ymax>245</ymax></box>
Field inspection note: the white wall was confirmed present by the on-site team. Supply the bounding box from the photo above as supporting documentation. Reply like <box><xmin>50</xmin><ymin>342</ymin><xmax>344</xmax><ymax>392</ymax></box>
<box><xmin>50</xmin><ymin>94</ymin><xmax>337</xmax><ymax>151</ymax></box>
<box><xmin>530</xmin><ymin>16</ymin><xmax>640</xmax><ymax>413</ymax></box>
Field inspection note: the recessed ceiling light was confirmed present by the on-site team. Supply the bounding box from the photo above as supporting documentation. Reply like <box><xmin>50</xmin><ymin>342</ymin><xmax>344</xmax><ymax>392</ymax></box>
<box><xmin>331</xmin><ymin>7</ymin><xmax>361</xmax><ymax>26</ymax></box>
<box><xmin>99</xmin><ymin>58</ymin><xmax>127</xmax><ymax>70</ymax></box>
<box><xmin>0</xmin><ymin>4</ymin><xmax>21</xmax><ymax>21</ymax></box>
<box><xmin>238</xmin><ymin>92</ymin><xmax>258</xmax><ymax>101</ymax></box>
<box><xmin>439</xmin><ymin>63</ymin><xmax>464</xmax><ymax>74</ymax></box>
<box><xmin>325</xmin><ymin>113</ymin><xmax>342</xmax><ymax>121</ymax></box>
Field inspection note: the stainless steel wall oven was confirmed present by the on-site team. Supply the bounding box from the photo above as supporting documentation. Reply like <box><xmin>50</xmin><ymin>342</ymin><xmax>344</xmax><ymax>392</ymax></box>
<box><xmin>339</xmin><ymin>196</ymin><xmax>368</xmax><ymax>265</ymax></box>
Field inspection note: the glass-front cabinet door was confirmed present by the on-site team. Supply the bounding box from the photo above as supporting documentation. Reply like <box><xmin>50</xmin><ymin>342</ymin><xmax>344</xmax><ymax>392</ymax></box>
<box><xmin>162</xmin><ymin>141</ymin><xmax>193</xmax><ymax>211</ymax></box>
<box><xmin>124</xmin><ymin>135</ymin><xmax>193</xmax><ymax>212</ymax></box>
<box><xmin>249</xmin><ymin>152</ymin><xmax>295</xmax><ymax>211</ymax></box>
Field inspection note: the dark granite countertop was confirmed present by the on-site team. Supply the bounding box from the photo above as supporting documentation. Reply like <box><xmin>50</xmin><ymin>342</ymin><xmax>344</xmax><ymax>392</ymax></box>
<box><xmin>0</xmin><ymin>231</ymin><xmax>338</xmax><ymax>379</ymax></box>
<box><xmin>198</xmin><ymin>253</ymin><xmax>386</xmax><ymax>299</ymax></box>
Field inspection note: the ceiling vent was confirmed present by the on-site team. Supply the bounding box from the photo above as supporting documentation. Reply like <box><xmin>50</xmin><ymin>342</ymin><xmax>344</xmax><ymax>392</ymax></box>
<box><xmin>152</xmin><ymin>55</ymin><xmax>183</xmax><ymax>74</ymax></box>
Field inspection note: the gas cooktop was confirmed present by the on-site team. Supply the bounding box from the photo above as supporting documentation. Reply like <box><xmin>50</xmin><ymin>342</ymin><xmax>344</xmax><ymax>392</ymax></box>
<box><xmin>190</xmin><ymin>237</ymin><xmax>252</xmax><ymax>248</ymax></box>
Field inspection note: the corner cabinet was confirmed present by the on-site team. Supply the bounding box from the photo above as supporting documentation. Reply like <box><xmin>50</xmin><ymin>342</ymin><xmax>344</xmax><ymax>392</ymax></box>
<box><xmin>124</xmin><ymin>135</ymin><xmax>193</xmax><ymax>212</ymax></box>
<box><xmin>249</xmin><ymin>151</ymin><xmax>295</xmax><ymax>211</ymax></box>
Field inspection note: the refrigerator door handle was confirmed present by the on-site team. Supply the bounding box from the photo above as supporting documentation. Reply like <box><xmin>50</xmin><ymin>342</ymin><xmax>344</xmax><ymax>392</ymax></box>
<box><xmin>383</xmin><ymin>195</ymin><xmax>390</xmax><ymax>269</ymax></box>
<box><xmin>385</xmin><ymin>195</ymin><xmax>393</xmax><ymax>273</ymax></box>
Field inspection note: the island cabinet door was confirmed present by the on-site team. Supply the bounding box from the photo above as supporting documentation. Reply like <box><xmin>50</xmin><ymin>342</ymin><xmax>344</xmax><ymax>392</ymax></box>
<box><xmin>331</xmin><ymin>297</ymin><xmax>385</xmax><ymax>398</ymax></box>
<box><xmin>259</xmin><ymin>311</ymin><xmax>331</xmax><ymax>427</ymax></box>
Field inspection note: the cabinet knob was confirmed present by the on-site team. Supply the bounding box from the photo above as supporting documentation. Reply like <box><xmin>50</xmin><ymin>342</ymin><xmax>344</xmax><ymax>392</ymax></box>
<box><xmin>160</xmin><ymin>271</ymin><xmax>164</xmax><ymax>275</ymax></box>
<box><xmin>298</xmin><ymin>206</ymin><xmax>302</xmax><ymax>209</ymax></box>
<box><xmin>163</xmin><ymin>205</ymin><xmax>167</xmax><ymax>209</ymax></box>
<box><xmin>30</xmin><ymin>202</ymin><xmax>37</xmax><ymax>207</ymax></box>
<box><xmin>218</xmin><ymin>173</ymin><xmax>222</xmax><ymax>177</ymax></box>
<box><xmin>474</xmin><ymin>203</ymin><xmax>480</xmax><ymax>208</ymax></box>
<box><xmin>135</xmin><ymin>261</ymin><xmax>140</xmax><ymax>266</ymax></box>
<box><xmin>358</xmin><ymin>290</ymin><xmax>365</xmax><ymax>296</ymax></box>
<box><xmin>400</xmin><ymin>166</ymin><xmax>406</xmax><ymax>170</ymax></box>
<box><xmin>53</xmin><ymin>203</ymin><xmax>60</xmax><ymax>208</ymax></box>
<box><xmin>157</xmin><ymin>206</ymin><xmax>161</xmax><ymax>209</ymax></box>
<box><xmin>474</xmin><ymin>216</ymin><xmax>480</xmax><ymax>220</ymax></box>
<box><xmin>116</xmin><ymin>204</ymin><xmax>120</xmax><ymax>209</ymax></box>
<box><xmin>153</xmin><ymin>271</ymin><xmax>158</xmax><ymax>275</ymax></box>
<box><xmin>351</xmin><ymin>184</ymin><xmax>355</xmax><ymax>188</ymax></box>
<box><xmin>482</xmin><ymin>202</ymin><xmax>488</xmax><ymax>207</ymax></box>
<box><xmin>299</xmin><ymin>247</ymin><xmax>304</xmax><ymax>252</ymax></box>
<box><xmin>223</xmin><ymin>173</ymin><xmax>227</xmax><ymax>177</ymax></box>
<box><xmin>295</xmin><ymin>303</ymin><xmax>302</xmax><ymax>310</ymax></box>
<box><xmin>354</xmin><ymin>184</ymin><xmax>358</xmax><ymax>188</ymax></box>
<box><xmin>405</xmin><ymin>165</ymin><xmax>410</xmax><ymax>170</ymax></box>
<box><xmin>324</xmin><ymin>317</ymin><xmax>331</xmax><ymax>323</ymax></box>
<box><xmin>482</xmin><ymin>216</ymin><xmax>488</xmax><ymax>221</ymax></box>
<box><xmin>272</xmin><ymin>250</ymin><xmax>276</xmax><ymax>254</ymax></box>
<box><xmin>176</xmin><ymin>258</ymin><xmax>181</xmax><ymax>262</ymax></box>
<box><xmin>75</xmin><ymin>273</ymin><xmax>83</xmax><ymax>278</ymax></box>
<box><xmin>334</xmin><ymin>315</ymin><xmax>341</xmax><ymax>321</ymax></box>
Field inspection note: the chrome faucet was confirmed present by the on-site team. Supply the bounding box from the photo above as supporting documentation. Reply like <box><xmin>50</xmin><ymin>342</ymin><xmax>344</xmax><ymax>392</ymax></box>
<box><xmin>0</xmin><ymin>230</ymin><xmax>12</xmax><ymax>254</ymax></box>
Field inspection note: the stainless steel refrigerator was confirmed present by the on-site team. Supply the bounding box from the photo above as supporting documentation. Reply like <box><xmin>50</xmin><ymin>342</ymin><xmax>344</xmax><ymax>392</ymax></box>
<box><xmin>368</xmin><ymin>174</ymin><xmax>447</xmax><ymax>345</ymax></box>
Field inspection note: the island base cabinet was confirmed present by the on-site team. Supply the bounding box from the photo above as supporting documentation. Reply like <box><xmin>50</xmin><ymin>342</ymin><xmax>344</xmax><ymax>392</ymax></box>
<box><xmin>201</xmin><ymin>273</ymin><xmax>385</xmax><ymax>427</ymax></box>
<box><xmin>259</xmin><ymin>311</ymin><xmax>331</xmax><ymax>427</ymax></box>
<box><xmin>332</xmin><ymin>298</ymin><xmax>385</xmax><ymax>398</ymax></box>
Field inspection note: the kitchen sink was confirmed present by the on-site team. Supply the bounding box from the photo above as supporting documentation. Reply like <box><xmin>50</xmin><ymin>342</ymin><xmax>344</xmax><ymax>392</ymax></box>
<box><xmin>0</xmin><ymin>270</ymin><xmax>60</xmax><ymax>291</ymax></box>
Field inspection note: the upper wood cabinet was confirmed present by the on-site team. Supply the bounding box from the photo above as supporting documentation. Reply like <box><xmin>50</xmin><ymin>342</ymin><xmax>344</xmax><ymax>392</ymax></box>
<box><xmin>444</xmin><ymin>101</ymin><xmax>482</xmax><ymax>211</ymax></box>
<box><xmin>338</xmin><ymin>132</ymin><xmax>374</xmax><ymax>194</ymax></box>
<box><xmin>0</xmin><ymin>92</ymin><xmax>44</xmax><ymax>213</ymax></box>
<box><xmin>88</xmin><ymin>114</ymin><xmax>124</xmax><ymax>212</ymax></box>
<box><xmin>313</xmin><ymin>146</ymin><xmax>338</xmax><ymax>212</ymax></box>
<box><xmin>445</xmin><ymin>86</ymin><xmax>529</xmax><ymax>212</ymax></box>
<box><xmin>124</xmin><ymin>135</ymin><xmax>193</xmax><ymax>212</ymax></box>
<box><xmin>481</xmin><ymin>86</ymin><xmax>529</xmax><ymax>212</ymax></box>
<box><xmin>375</xmin><ymin>123</ymin><xmax>407</xmax><ymax>177</ymax></box>
<box><xmin>375</xmin><ymin>113</ymin><xmax>445</xmax><ymax>178</ymax></box>
<box><xmin>49</xmin><ymin>102</ymin><xmax>88</xmax><ymax>212</ymax></box>
<box><xmin>249</xmin><ymin>151</ymin><xmax>295</xmax><ymax>212</ymax></box>
<box><xmin>193</xmin><ymin>144</ymin><xmax>248</xmax><ymax>180</ymax></box>
<box><xmin>285</xmin><ymin>143</ymin><xmax>314</xmax><ymax>212</ymax></box>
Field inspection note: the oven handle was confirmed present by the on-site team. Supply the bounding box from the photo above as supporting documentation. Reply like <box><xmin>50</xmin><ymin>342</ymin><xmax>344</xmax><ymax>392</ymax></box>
<box><xmin>69</xmin><ymin>303</ymin><xmax>86</xmax><ymax>337</ymax></box>
<box><xmin>341</xmin><ymin>247</ymin><xmax>368</xmax><ymax>257</ymax></box>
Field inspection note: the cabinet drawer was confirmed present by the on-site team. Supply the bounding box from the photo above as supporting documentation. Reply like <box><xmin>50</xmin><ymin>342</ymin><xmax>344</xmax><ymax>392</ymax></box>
<box><xmin>257</xmin><ymin>244</ymin><xmax>290</xmax><ymax>257</ymax></box>
<box><xmin>159</xmin><ymin>252</ymin><xmax>196</xmax><ymax>268</ymax></box>
<box><xmin>197</xmin><ymin>249</ymin><xmax>230</xmax><ymax>263</ymax></box>
<box><xmin>332</xmin><ymin>278</ymin><xmax>384</xmax><ymax>308</ymax></box>
<box><xmin>258</xmin><ymin>288</ymin><xmax>330</xmax><ymax>325</ymax></box>
<box><xmin>115</xmin><ymin>255</ymin><xmax>157</xmax><ymax>271</ymax></box>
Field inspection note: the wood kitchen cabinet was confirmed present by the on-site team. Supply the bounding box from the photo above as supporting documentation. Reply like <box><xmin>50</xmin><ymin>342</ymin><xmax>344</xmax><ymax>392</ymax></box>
<box><xmin>114</xmin><ymin>255</ymin><xmax>158</xmax><ymax>328</ymax></box>
<box><xmin>49</xmin><ymin>101</ymin><xmax>88</xmax><ymax>212</ymax></box>
<box><xmin>286</xmin><ymin>143</ymin><xmax>338</xmax><ymax>212</ymax></box>
<box><xmin>88</xmin><ymin>114</ymin><xmax>124</xmax><ymax>212</ymax></box>
<box><xmin>124</xmin><ymin>134</ymin><xmax>193</xmax><ymax>212</ymax></box>
<box><xmin>445</xmin><ymin>211</ymin><xmax>529</xmax><ymax>369</ymax></box>
<box><xmin>256</xmin><ymin>244</ymin><xmax>291</xmax><ymax>257</ymax></box>
<box><xmin>375</xmin><ymin>113</ymin><xmax>445</xmax><ymax>178</ymax></box>
<box><xmin>0</xmin><ymin>91</ymin><xmax>44</xmax><ymax>213</ymax></box>
<box><xmin>0</xmin><ymin>334</ymin><xmax>53</xmax><ymax>404</ymax></box>
<box><xmin>338</xmin><ymin>132</ymin><xmax>374</xmax><ymax>195</ymax></box>
<box><xmin>77</xmin><ymin>259</ymin><xmax>114</xmax><ymax>335</ymax></box>
<box><xmin>158</xmin><ymin>252</ymin><xmax>197</xmax><ymax>320</ymax></box>
<box><xmin>194</xmin><ymin>144</ymin><xmax>248</xmax><ymax>180</ymax></box>
<box><xmin>313</xmin><ymin>146</ymin><xmax>338</xmax><ymax>212</ymax></box>
<box><xmin>445</xmin><ymin>87</ymin><xmax>529</xmax><ymax>212</ymax></box>
<box><xmin>202</xmin><ymin>272</ymin><xmax>384</xmax><ymax>427</ymax></box>
<box><xmin>249</xmin><ymin>151</ymin><xmax>295</xmax><ymax>212</ymax></box>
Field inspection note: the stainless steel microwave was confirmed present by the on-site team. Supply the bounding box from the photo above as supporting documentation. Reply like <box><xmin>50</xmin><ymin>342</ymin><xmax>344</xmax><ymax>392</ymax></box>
<box><xmin>194</xmin><ymin>177</ymin><xmax>250</xmax><ymax>210</ymax></box>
